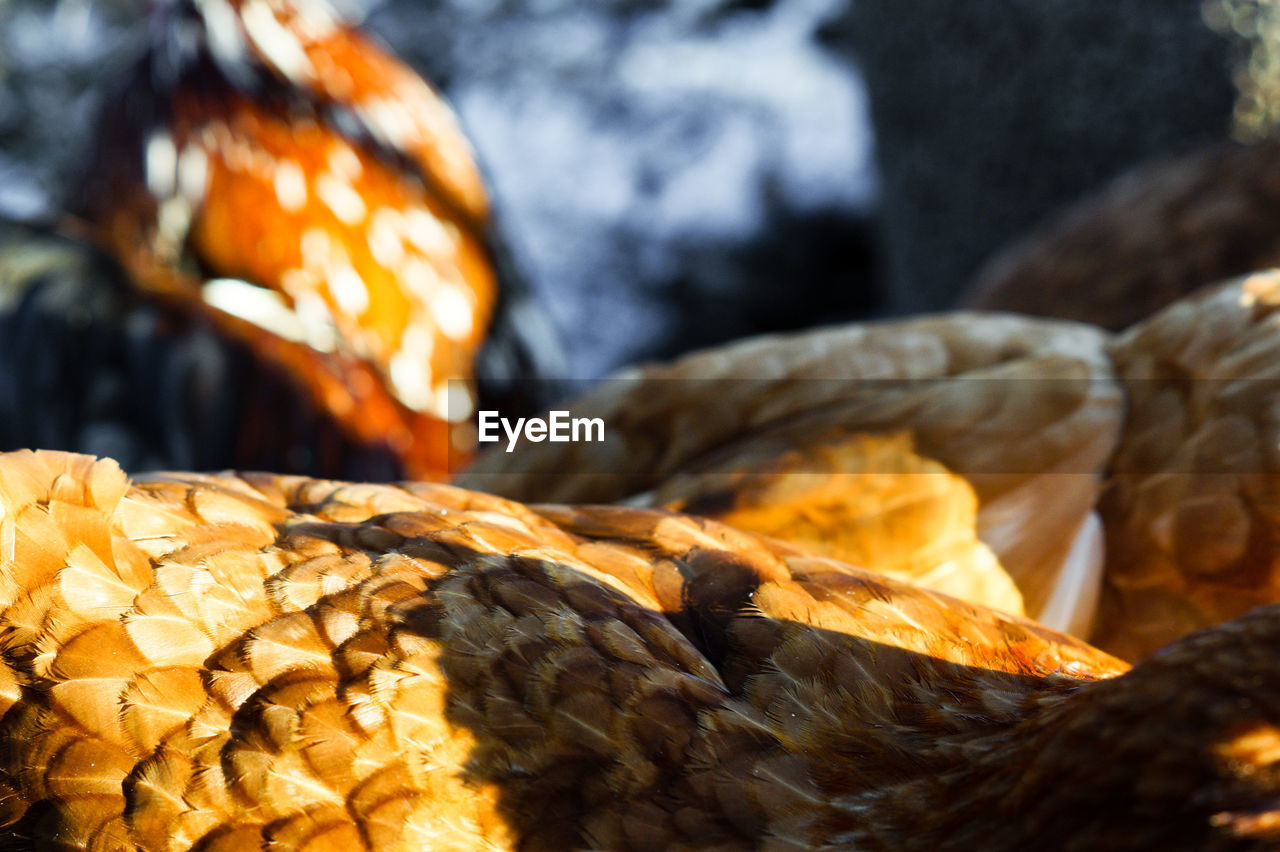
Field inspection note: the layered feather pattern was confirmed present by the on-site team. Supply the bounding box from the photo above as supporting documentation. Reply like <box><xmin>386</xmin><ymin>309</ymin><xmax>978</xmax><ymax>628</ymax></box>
<box><xmin>5</xmin><ymin>449</ymin><xmax>1280</xmax><ymax>849</ymax></box>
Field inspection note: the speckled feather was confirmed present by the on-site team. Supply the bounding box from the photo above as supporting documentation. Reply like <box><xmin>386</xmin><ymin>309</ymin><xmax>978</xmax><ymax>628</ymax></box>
<box><xmin>8</xmin><ymin>449</ymin><xmax>1277</xmax><ymax>849</ymax></box>
<box><xmin>1095</xmin><ymin>272</ymin><xmax>1280</xmax><ymax>660</ymax></box>
<box><xmin>460</xmin><ymin>312</ymin><xmax>1123</xmax><ymax>624</ymax></box>
<box><xmin>0</xmin><ymin>219</ymin><xmax>412</xmax><ymax>480</ymax></box>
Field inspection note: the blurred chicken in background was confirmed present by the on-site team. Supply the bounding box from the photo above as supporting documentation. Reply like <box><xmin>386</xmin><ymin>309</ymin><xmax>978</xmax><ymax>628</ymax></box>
<box><xmin>76</xmin><ymin>0</ymin><xmax>498</xmax><ymax>417</ymax></box>
<box><xmin>0</xmin><ymin>0</ymin><xmax>562</xmax><ymax>479</ymax></box>
<box><xmin>0</xmin><ymin>218</ymin><xmax>412</xmax><ymax>478</ymax></box>
<box><xmin>0</xmin><ymin>0</ymin><xmax>883</xmax><ymax>385</ymax></box>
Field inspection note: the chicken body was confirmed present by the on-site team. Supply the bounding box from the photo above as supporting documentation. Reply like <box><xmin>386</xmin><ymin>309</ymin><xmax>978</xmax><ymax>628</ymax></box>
<box><xmin>461</xmin><ymin>310</ymin><xmax>1121</xmax><ymax>637</ymax></box>
<box><xmin>1094</xmin><ymin>270</ymin><xmax>1280</xmax><ymax>660</ymax></box>
<box><xmin>461</xmin><ymin>273</ymin><xmax>1280</xmax><ymax>662</ymax></box>
<box><xmin>6</xmin><ymin>449</ymin><xmax>1280</xmax><ymax>850</ymax></box>
<box><xmin>55</xmin><ymin>0</ymin><xmax>565</xmax><ymax>478</ymax></box>
<box><xmin>964</xmin><ymin>140</ymin><xmax>1280</xmax><ymax>331</ymax></box>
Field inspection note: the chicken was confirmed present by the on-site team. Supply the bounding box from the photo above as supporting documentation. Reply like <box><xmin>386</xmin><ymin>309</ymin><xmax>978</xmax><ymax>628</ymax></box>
<box><xmin>62</xmin><ymin>0</ymin><xmax>559</xmax><ymax>476</ymax></box>
<box><xmin>461</xmin><ymin>311</ymin><xmax>1122</xmax><ymax>636</ymax></box>
<box><xmin>0</xmin><ymin>217</ymin><xmax>445</xmax><ymax>480</ymax></box>
<box><xmin>460</xmin><ymin>273</ymin><xmax>1280</xmax><ymax>662</ymax></box>
<box><xmin>963</xmin><ymin>140</ymin><xmax>1280</xmax><ymax>331</ymax></box>
<box><xmin>1093</xmin><ymin>270</ymin><xmax>1280</xmax><ymax>660</ymax></box>
<box><xmin>11</xmin><ymin>447</ymin><xmax>1280</xmax><ymax>850</ymax></box>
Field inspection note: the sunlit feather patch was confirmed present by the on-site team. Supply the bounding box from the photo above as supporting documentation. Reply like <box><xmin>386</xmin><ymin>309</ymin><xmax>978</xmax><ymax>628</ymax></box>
<box><xmin>166</xmin><ymin>94</ymin><xmax>494</xmax><ymax>419</ymax></box>
<box><xmin>202</xmin><ymin>277</ymin><xmax>336</xmax><ymax>351</ymax></box>
<box><xmin>215</xmin><ymin>0</ymin><xmax>489</xmax><ymax>223</ymax></box>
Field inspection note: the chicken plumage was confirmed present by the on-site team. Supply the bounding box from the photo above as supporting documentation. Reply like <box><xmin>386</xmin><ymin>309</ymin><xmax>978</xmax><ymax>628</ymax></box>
<box><xmin>460</xmin><ymin>311</ymin><xmax>1122</xmax><ymax>635</ymax></box>
<box><xmin>460</xmin><ymin>275</ymin><xmax>1280</xmax><ymax>661</ymax></box>
<box><xmin>0</xmin><ymin>445</ymin><xmax>1274</xmax><ymax>849</ymax></box>
<box><xmin>1094</xmin><ymin>270</ymin><xmax>1280</xmax><ymax>660</ymax></box>
<box><xmin>8</xmin><ymin>449</ymin><xmax>1280</xmax><ymax>849</ymax></box>
<box><xmin>964</xmin><ymin>140</ymin><xmax>1280</xmax><ymax>331</ymax></box>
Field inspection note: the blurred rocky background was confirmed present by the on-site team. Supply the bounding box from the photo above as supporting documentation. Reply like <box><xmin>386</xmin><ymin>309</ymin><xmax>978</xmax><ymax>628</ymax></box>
<box><xmin>844</xmin><ymin>0</ymin><xmax>1237</xmax><ymax>315</ymax></box>
<box><xmin>0</xmin><ymin>0</ymin><xmax>1245</xmax><ymax>377</ymax></box>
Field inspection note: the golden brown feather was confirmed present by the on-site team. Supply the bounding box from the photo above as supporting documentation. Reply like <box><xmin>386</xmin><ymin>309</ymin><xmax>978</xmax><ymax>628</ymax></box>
<box><xmin>460</xmin><ymin>312</ymin><xmax>1122</xmax><ymax>630</ymax></box>
<box><xmin>649</xmin><ymin>432</ymin><xmax>1024</xmax><ymax>617</ymax></box>
<box><xmin>1094</xmin><ymin>271</ymin><xmax>1280</xmax><ymax>660</ymax></box>
<box><xmin>9</xmin><ymin>449</ymin><xmax>1280</xmax><ymax>849</ymax></box>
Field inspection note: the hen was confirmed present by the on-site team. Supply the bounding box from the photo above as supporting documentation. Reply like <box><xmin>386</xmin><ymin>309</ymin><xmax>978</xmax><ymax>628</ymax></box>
<box><xmin>963</xmin><ymin>140</ymin><xmax>1280</xmax><ymax>331</ymax></box>
<box><xmin>21</xmin><ymin>0</ymin><xmax>560</xmax><ymax>479</ymax></box>
<box><xmin>1093</xmin><ymin>270</ymin><xmax>1280</xmax><ymax>661</ymax></box>
<box><xmin>7</xmin><ymin>449</ymin><xmax>1280</xmax><ymax>850</ymax></box>
<box><xmin>461</xmin><ymin>310</ymin><xmax>1121</xmax><ymax>637</ymax></box>
<box><xmin>460</xmin><ymin>273</ymin><xmax>1280</xmax><ymax>662</ymax></box>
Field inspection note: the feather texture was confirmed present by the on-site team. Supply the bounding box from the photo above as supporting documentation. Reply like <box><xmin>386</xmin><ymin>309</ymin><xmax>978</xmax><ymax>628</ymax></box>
<box><xmin>5</xmin><ymin>449</ymin><xmax>1279</xmax><ymax>849</ymax></box>
<box><xmin>1094</xmin><ymin>272</ymin><xmax>1280</xmax><ymax>659</ymax></box>
<box><xmin>460</xmin><ymin>312</ymin><xmax>1123</xmax><ymax>627</ymax></box>
<box><xmin>649</xmin><ymin>432</ymin><xmax>1024</xmax><ymax>618</ymax></box>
